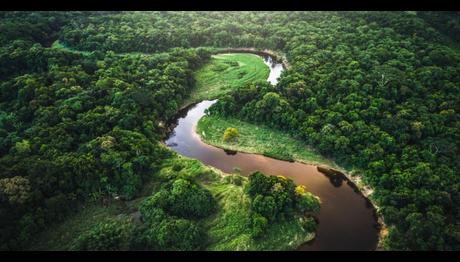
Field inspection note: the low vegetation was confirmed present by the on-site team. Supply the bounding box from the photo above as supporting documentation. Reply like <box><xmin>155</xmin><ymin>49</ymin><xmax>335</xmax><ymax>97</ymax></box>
<box><xmin>28</xmin><ymin>205</ymin><xmax>122</xmax><ymax>250</ymax></box>
<box><xmin>197</xmin><ymin>114</ymin><xmax>336</xmax><ymax>166</ymax></box>
<box><xmin>185</xmin><ymin>53</ymin><xmax>270</xmax><ymax>106</ymax></box>
<box><xmin>71</xmin><ymin>217</ymin><xmax>135</xmax><ymax>251</ymax></box>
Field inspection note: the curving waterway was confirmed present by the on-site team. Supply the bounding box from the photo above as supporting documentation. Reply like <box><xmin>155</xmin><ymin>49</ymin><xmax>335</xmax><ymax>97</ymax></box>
<box><xmin>165</xmin><ymin>54</ymin><xmax>379</xmax><ymax>251</ymax></box>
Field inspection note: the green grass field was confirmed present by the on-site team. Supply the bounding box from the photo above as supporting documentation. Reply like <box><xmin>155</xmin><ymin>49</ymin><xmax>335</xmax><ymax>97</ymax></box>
<box><xmin>184</xmin><ymin>53</ymin><xmax>270</xmax><ymax>106</ymax></box>
<box><xmin>197</xmin><ymin>115</ymin><xmax>339</xmax><ymax>168</ymax></box>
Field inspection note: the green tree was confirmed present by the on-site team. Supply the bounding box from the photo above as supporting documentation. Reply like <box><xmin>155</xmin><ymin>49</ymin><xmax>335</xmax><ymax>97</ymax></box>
<box><xmin>223</xmin><ymin>127</ymin><xmax>239</xmax><ymax>142</ymax></box>
<box><xmin>154</xmin><ymin>219</ymin><xmax>205</xmax><ymax>251</ymax></box>
<box><xmin>13</xmin><ymin>140</ymin><xmax>31</xmax><ymax>155</ymax></box>
<box><xmin>0</xmin><ymin>176</ymin><xmax>30</xmax><ymax>205</ymax></box>
<box><xmin>71</xmin><ymin>218</ymin><xmax>134</xmax><ymax>251</ymax></box>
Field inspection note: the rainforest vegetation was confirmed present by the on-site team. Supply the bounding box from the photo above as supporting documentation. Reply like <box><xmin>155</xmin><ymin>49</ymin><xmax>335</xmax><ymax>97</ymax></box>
<box><xmin>0</xmin><ymin>11</ymin><xmax>459</xmax><ymax>251</ymax></box>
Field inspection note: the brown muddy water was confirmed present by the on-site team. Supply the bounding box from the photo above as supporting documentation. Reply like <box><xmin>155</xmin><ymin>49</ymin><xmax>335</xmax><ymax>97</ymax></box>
<box><xmin>165</xmin><ymin>55</ymin><xmax>379</xmax><ymax>251</ymax></box>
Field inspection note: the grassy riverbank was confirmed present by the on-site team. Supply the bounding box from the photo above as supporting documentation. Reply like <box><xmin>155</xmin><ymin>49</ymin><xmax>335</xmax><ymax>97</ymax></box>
<box><xmin>197</xmin><ymin>115</ymin><xmax>339</xmax><ymax>168</ymax></box>
<box><xmin>184</xmin><ymin>53</ymin><xmax>270</xmax><ymax>106</ymax></box>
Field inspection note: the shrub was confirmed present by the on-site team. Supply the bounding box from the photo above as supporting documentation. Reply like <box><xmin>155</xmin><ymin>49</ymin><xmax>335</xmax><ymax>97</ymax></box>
<box><xmin>140</xmin><ymin>178</ymin><xmax>217</xmax><ymax>220</ymax></box>
<box><xmin>252</xmin><ymin>194</ymin><xmax>276</xmax><ymax>218</ymax></box>
<box><xmin>251</xmin><ymin>212</ymin><xmax>268</xmax><ymax>238</ymax></box>
<box><xmin>136</xmin><ymin>176</ymin><xmax>217</xmax><ymax>250</ymax></box>
<box><xmin>139</xmin><ymin>197</ymin><xmax>167</xmax><ymax>225</ymax></box>
<box><xmin>223</xmin><ymin>174</ymin><xmax>244</xmax><ymax>186</ymax></box>
<box><xmin>296</xmin><ymin>192</ymin><xmax>320</xmax><ymax>213</ymax></box>
<box><xmin>300</xmin><ymin>217</ymin><xmax>316</xmax><ymax>232</ymax></box>
<box><xmin>129</xmin><ymin>226</ymin><xmax>153</xmax><ymax>250</ymax></box>
<box><xmin>247</xmin><ymin>171</ymin><xmax>320</xmax><ymax>222</ymax></box>
<box><xmin>139</xmin><ymin>226</ymin><xmax>158</xmax><ymax>250</ymax></box>
<box><xmin>195</xmin><ymin>169</ymin><xmax>219</xmax><ymax>181</ymax></box>
<box><xmin>155</xmin><ymin>218</ymin><xmax>205</xmax><ymax>251</ymax></box>
<box><xmin>223</xmin><ymin>127</ymin><xmax>239</xmax><ymax>142</ymax></box>
<box><xmin>140</xmin><ymin>189</ymin><xmax>170</xmax><ymax>211</ymax></box>
<box><xmin>172</xmin><ymin>162</ymin><xmax>183</xmax><ymax>171</ymax></box>
<box><xmin>166</xmin><ymin>179</ymin><xmax>216</xmax><ymax>219</ymax></box>
<box><xmin>246</xmin><ymin>171</ymin><xmax>273</xmax><ymax>197</ymax></box>
<box><xmin>71</xmin><ymin>218</ymin><xmax>134</xmax><ymax>251</ymax></box>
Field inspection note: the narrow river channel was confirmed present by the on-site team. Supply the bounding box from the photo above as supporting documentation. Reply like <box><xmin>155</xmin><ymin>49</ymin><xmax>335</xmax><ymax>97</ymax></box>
<box><xmin>165</xmin><ymin>54</ymin><xmax>379</xmax><ymax>251</ymax></box>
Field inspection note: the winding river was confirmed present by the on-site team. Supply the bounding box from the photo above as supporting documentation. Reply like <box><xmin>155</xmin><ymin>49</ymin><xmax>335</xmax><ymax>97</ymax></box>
<box><xmin>165</xmin><ymin>55</ymin><xmax>379</xmax><ymax>251</ymax></box>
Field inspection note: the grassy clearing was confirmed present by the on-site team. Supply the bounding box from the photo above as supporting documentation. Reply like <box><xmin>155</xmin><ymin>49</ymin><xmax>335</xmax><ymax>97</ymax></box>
<box><xmin>184</xmin><ymin>53</ymin><xmax>269</xmax><ymax>106</ymax></box>
<box><xmin>197</xmin><ymin>115</ymin><xmax>339</xmax><ymax>168</ymax></box>
<box><xmin>51</xmin><ymin>40</ymin><xmax>160</xmax><ymax>57</ymax></box>
<box><xmin>51</xmin><ymin>40</ymin><xmax>93</xmax><ymax>56</ymax></box>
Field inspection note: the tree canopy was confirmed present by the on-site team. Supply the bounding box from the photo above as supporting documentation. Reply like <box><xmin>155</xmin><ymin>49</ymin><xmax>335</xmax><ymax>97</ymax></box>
<box><xmin>0</xmin><ymin>11</ymin><xmax>459</xmax><ymax>250</ymax></box>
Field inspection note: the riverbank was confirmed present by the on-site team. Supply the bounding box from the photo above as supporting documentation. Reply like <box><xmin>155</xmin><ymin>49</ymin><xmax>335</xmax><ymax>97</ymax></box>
<box><xmin>197</xmin><ymin>115</ymin><xmax>337</xmax><ymax>167</ymax></box>
<box><xmin>196</xmin><ymin>114</ymin><xmax>387</xmax><ymax>249</ymax></box>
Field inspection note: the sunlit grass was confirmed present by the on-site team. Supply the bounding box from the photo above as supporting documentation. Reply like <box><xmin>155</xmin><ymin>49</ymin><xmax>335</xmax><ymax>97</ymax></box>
<box><xmin>197</xmin><ymin>115</ymin><xmax>338</xmax><ymax>168</ymax></box>
<box><xmin>184</xmin><ymin>53</ymin><xmax>269</xmax><ymax>106</ymax></box>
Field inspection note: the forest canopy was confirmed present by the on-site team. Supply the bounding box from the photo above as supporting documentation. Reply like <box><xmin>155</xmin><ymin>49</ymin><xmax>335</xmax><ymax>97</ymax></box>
<box><xmin>0</xmin><ymin>11</ymin><xmax>459</xmax><ymax>251</ymax></box>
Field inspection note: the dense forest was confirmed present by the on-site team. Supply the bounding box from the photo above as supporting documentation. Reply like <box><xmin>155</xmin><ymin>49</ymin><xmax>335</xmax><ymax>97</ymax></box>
<box><xmin>0</xmin><ymin>11</ymin><xmax>459</xmax><ymax>251</ymax></box>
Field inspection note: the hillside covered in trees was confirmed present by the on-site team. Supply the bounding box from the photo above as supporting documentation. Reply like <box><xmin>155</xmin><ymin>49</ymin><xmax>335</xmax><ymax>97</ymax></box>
<box><xmin>0</xmin><ymin>11</ymin><xmax>459</xmax><ymax>251</ymax></box>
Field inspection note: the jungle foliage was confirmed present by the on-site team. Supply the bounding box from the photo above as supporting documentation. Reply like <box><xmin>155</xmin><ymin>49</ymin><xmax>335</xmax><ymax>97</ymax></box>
<box><xmin>0</xmin><ymin>11</ymin><xmax>459</xmax><ymax>250</ymax></box>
